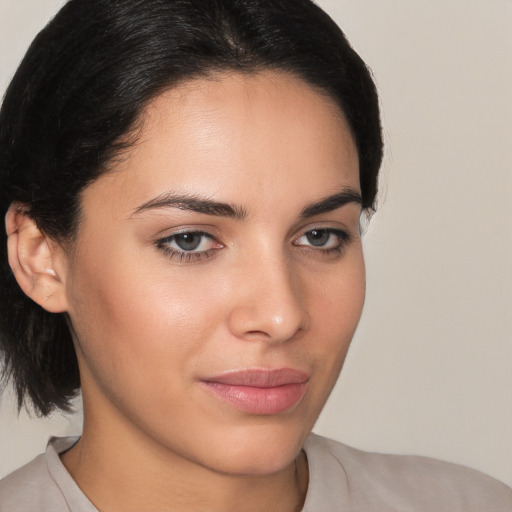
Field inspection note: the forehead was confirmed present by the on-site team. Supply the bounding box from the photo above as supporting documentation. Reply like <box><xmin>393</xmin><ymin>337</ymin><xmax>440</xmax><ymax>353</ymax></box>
<box><xmin>83</xmin><ymin>71</ymin><xmax>359</xmax><ymax>218</ymax></box>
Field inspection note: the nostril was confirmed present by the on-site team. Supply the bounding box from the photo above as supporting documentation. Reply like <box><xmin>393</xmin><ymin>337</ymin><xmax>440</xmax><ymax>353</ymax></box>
<box><xmin>245</xmin><ymin>330</ymin><xmax>272</xmax><ymax>339</ymax></box>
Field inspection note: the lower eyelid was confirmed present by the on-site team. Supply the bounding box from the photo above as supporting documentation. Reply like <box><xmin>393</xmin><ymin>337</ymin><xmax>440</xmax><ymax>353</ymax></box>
<box><xmin>164</xmin><ymin>248</ymin><xmax>215</xmax><ymax>262</ymax></box>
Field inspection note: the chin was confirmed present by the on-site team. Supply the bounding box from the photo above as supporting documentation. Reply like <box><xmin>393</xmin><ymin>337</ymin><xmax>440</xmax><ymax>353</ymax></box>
<box><xmin>210</xmin><ymin>446</ymin><xmax>303</xmax><ymax>477</ymax></box>
<box><xmin>192</xmin><ymin>421</ymin><xmax>310</xmax><ymax>476</ymax></box>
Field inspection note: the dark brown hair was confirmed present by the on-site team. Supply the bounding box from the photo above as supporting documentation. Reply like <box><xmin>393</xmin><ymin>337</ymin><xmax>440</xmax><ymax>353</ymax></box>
<box><xmin>0</xmin><ymin>0</ymin><xmax>383</xmax><ymax>415</ymax></box>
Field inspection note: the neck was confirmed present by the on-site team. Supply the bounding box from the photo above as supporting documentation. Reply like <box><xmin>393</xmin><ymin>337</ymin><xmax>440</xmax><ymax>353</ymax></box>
<box><xmin>61</xmin><ymin>399</ymin><xmax>309</xmax><ymax>512</ymax></box>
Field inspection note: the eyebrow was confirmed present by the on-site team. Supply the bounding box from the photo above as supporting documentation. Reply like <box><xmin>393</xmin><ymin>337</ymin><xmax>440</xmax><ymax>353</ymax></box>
<box><xmin>131</xmin><ymin>192</ymin><xmax>248</xmax><ymax>219</ymax></box>
<box><xmin>300</xmin><ymin>189</ymin><xmax>362</xmax><ymax>217</ymax></box>
<box><xmin>131</xmin><ymin>188</ymin><xmax>361</xmax><ymax>220</ymax></box>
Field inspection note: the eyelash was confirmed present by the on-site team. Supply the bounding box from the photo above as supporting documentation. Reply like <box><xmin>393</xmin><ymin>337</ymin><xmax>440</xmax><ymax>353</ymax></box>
<box><xmin>155</xmin><ymin>231</ymin><xmax>220</xmax><ymax>263</ymax></box>
<box><xmin>155</xmin><ymin>228</ymin><xmax>353</xmax><ymax>263</ymax></box>
<box><xmin>293</xmin><ymin>228</ymin><xmax>353</xmax><ymax>256</ymax></box>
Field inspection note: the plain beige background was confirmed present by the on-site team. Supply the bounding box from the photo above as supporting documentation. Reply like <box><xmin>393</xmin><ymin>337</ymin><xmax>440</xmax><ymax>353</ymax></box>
<box><xmin>1</xmin><ymin>0</ymin><xmax>511</xmax><ymax>488</ymax></box>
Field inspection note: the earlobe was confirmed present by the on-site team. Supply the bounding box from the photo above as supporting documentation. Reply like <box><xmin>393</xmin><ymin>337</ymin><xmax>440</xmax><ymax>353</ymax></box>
<box><xmin>5</xmin><ymin>203</ymin><xmax>69</xmax><ymax>313</ymax></box>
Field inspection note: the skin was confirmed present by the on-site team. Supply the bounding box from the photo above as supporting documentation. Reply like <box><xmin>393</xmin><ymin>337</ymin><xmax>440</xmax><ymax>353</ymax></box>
<box><xmin>9</xmin><ymin>71</ymin><xmax>365</xmax><ymax>511</ymax></box>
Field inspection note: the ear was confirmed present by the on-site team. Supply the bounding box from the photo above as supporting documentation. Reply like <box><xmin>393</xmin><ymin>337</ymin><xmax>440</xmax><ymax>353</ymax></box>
<box><xmin>5</xmin><ymin>203</ymin><xmax>69</xmax><ymax>313</ymax></box>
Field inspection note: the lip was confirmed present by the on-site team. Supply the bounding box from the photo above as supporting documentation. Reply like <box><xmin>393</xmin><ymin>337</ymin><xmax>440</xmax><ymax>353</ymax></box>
<box><xmin>200</xmin><ymin>368</ymin><xmax>309</xmax><ymax>415</ymax></box>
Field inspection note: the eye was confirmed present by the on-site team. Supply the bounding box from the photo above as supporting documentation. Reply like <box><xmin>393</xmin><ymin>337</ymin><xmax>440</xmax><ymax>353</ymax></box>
<box><xmin>155</xmin><ymin>231</ymin><xmax>222</xmax><ymax>262</ymax></box>
<box><xmin>170</xmin><ymin>232</ymin><xmax>209</xmax><ymax>251</ymax></box>
<box><xmin>294</xmin><ymin>228</ymin><xmax>352</xmax><ymax>253</ymax></box>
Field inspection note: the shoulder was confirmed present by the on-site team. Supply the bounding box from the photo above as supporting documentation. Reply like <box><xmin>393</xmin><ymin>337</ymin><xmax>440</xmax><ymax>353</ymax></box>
<box><xmin>0</xmin><ymin>453</ymin><xmax>68</xmax><ymax>512</ymax></box>
<box><xmin>302</xmin><ymin>434</ymin><xmax>512</xmax><ymax>512</ymax></box>
<box><xmin>0</xmin><ymin>437</ymin><xmax>83</xmax><ymax>512</ymax></box>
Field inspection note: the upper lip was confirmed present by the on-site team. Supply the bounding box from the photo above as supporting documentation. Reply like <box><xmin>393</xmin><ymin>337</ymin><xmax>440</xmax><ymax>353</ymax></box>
<box><xmin>202</xmin><ymin>368</ymin><xmax>309</xmax><ymax>388</ymax></box>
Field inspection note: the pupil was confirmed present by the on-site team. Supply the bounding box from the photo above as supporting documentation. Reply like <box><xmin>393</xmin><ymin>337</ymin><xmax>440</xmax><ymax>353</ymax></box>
<box><xmin>306</xmin><ymin>229</ymin><xmax>329</xmax><ymax>246</ymax></box>
<box><xmin>175</xmin><ymin>233</ymin><xmax>201</xmax><ymax>251</ymax></box>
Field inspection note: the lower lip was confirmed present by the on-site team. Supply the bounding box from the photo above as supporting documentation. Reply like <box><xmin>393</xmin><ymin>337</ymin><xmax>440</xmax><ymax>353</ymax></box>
<box><xmin>201</xmin><ymin>381</ymin><xmax>308</xmax><ymax>415</ymax></box>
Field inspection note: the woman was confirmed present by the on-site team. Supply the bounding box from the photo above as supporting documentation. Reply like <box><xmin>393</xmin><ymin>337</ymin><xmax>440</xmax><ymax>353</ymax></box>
<box><xmin>0</xmin><ymin>0</ymin><xmax>510</xmax><ymax>510</ymax></box>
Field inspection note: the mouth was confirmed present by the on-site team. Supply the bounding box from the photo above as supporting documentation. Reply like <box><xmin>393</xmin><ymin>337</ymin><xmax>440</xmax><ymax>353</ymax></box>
<box><xmin>200</xmin><ymin>368</ymin><xmax>309</xmax><ymax>415</ymax></box>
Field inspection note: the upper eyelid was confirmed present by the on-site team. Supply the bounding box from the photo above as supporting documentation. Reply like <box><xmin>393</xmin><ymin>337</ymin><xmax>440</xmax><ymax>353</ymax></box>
<box><xmin>292</xmin><ymin>221</ymin><xmax>353</xmax><ymax>239</ymax></box>
<box><xmin>161</xmin><ymin>229</ymin><xmax>213</xmax><ymax>238</ymax></box>
<box><xmin>155</xmin><ymin>226</ymin><xmax>220</xmax><ymax>240</ymax></box>
<box><xmin>156</xmin><ymin>225</ymin><xmax>350</xmax><ymax>238</ymax></box>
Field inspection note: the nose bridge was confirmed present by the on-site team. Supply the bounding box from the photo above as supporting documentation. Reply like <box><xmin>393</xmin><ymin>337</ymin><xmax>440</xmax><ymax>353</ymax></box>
<box><xmin>227</xmin><ymin>246</ymin><xmax>309</xmax><ymax>342</ymax></box>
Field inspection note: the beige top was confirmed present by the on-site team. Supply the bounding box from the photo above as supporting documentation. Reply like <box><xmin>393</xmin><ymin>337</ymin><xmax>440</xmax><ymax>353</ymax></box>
<box><xmin>1</xmin><ymin>434</ymin><xmax>511</xmax><ymax>511</ymax></box>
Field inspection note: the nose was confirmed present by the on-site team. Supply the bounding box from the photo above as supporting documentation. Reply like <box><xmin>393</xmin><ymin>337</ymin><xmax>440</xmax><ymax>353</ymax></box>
<box><xmin>227</xmin><ymin>254</ymin><xmax>310</xmax><ymax>343</ymax></box>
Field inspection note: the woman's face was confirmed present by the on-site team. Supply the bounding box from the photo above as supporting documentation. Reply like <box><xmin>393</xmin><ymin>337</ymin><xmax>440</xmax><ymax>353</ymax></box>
<box><xmin>62</xmin><ymin>71</ymin><xmax>364</xmax><ymax>475</ymax></box>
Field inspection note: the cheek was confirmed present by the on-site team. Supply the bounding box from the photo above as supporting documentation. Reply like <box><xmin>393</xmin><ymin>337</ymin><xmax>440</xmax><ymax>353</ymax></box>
<box><xmin>310</xmin><ymin>246</ymin><xmax>365</xmax><ymax>332</ymax></box>
<box><xmin>65</xmin><ymin>245</ymin><xmax>225</xmax><ymax>403</ymax></box>
<box><xmin>306</xmin><ymin>248</ymin><xmax>366</xmax><ymax>374</ymax></box>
